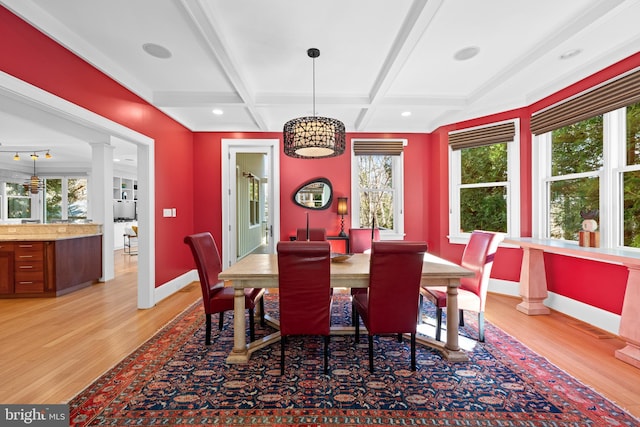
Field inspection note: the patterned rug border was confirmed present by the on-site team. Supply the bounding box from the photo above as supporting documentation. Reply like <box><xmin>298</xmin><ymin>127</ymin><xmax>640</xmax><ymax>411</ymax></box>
<box><xmin>69</xmin><ymin>294</ymin><xmax>640</xmax><ymax>427</ymax></box>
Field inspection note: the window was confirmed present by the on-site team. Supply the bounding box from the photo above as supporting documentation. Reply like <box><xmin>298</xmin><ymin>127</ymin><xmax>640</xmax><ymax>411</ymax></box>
<box><xmin>6</xmin><ymin>182</ymin><xmax>31</xmax><ymax>219</ymax></box>
<box><xmin>449</xmin><ymin>121</ymin><xmax>519</xmax><ymax>243</ymax></box>
<box><xmin>351</xmin><ymin>139</ymin><xmax>405</xmax><ymax>239</ymax></box>
<box><xmin>547</xmin><ymin>117</ymin><xmax>602</xmax><ymax>241</ymax></box>
<box><xmin>534</xmin><ymin>102</ymin><xmax>640</xmax><ymax>248</ymax></box>
<box><xmin>44</xmin><ymin>177</ymin><xmax>88</xmax><ymax>222</ymax></box>
<box><xmin>531</xmin><ymin>68</ymin><xmax>640</xmax><ymax>248</ymax></box>
<box><xmin>249</xmin><ymin>176</ymin><xmax>260</xmax><ymax>226</ymax></box>
<box><xmin>623</xmin><ymin>102</ymin><xmax>640</xmax><ymax>247</ymax></box>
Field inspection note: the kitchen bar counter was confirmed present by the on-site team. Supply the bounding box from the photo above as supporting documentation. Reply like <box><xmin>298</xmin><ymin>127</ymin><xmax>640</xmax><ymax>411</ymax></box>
<box><xmin>0</xmin><ymin>224</ymin><xmax>103</xmax><ymax>297</ymax></box>
<box><xmin>0</xmin><ymin>223</ymin><xmax>102</xmax><ymax>241</ymax></box>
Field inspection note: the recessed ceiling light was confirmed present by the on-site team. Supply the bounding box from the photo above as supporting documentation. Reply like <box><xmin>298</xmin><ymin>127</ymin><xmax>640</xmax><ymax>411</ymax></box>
<box><xmin>454</xmin><ymin>46</ymin><xmax>480</xmax><ymax>61</ymax></box>
<box><xmin>142</xmin><ymin>43</ymin><xmax>172</xmax><ymax>59</ymax></box>
<box><xmin>560</xmin><ymin>49</ymin><xmax>582</xmax><ymax>60</ymax></box>
<box><xmin>212</xmin><ymin>109</ymin><xmax>224</xmax><ymax>115</ymax></box>
<box><xmin>401</xmin><ymin>111</ymin><xmax>411</xmax><ymax>117</ymax></box>
<box><xmin>114</xmin><ymin>158</ymin><xmax>121</xmax><ymax>162</ymax></box>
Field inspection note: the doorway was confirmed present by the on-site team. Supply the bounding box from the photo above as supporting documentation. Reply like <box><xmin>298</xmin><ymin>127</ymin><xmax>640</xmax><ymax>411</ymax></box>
<box><xmin>0</xmin><ymin>72</ymin><xmax>155</xmax><ymax>309</ymax></box>
<box><xmin>221</xmin><ymin>139</ymin><xmax>280</xmax><ymax>268</ymax></box>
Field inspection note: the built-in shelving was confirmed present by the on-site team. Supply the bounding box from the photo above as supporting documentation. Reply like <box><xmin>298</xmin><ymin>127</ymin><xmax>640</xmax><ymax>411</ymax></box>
<box><xmin>112</xmin><ymin>176</ymin><xmax>137</xmax><ymax>200</ymax></box>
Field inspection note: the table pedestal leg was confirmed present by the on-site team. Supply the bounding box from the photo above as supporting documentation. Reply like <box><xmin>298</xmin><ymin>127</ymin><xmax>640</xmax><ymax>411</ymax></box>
<box><xmin>616</xmin><ymin>265</ymin><xmax>640</xmax><ymax>369</ymax></box>
<box><xmin>517</xmin><ymin>247</ymin><xmax>550</xmax><ymax>315</ymax></box>
<box><xmin>437</xmin><ymin>279</ymin><xmax>468</xmax><ymax>362</ymax></box>
<box><xmin>445</xmin><ymin>281</ymin><xmax>460</xmax><ymax>352</ymax></box>
<box><xmin>226</xmin><ymin>287</ymin><xmax>249</xmax><ymax>364</ymax></box>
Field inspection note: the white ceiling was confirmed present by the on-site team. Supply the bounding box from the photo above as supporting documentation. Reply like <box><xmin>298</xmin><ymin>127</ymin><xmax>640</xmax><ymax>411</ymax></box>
<box><xmin>1</xmin><ymin>0</ymin><xmax>639</xmax><ymax>172</ymax></box>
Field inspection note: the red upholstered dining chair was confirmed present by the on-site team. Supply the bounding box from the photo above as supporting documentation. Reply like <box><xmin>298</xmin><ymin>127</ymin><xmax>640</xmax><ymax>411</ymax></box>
<box><xmin>420</xmin><ymin>230</ymin><xmax>501</xmax><ymax>342</ymax></box>
<box><xmin>295</xmin><ymin>228</ymin><xmax>327</xmax><ymax>241</ymax></box>
<box><xmin>349</xmin><ymin>228</ymin><xmax>380</xmax><ymax>253</ymax></box>
<box><xmin>277</xmin><ymin>240</ymin><xmax>332</xmax><ymax>375</ymax></box>
<box><xmin>353</xmin><ymin>241</ymin><xmax>428</xmax><ymax>373</ymax></box>
<box><xmin>348</xmin><ymin>228</ymin><xmax>380</xmax><ymax>325</ymax></box>
<box><xmin>184</xmin><ymin>232</ymin><xmax>265</xmax><ymax>345</ymax></box>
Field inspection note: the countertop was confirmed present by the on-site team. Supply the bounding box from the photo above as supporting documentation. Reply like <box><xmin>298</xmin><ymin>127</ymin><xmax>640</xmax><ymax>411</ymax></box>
<box><xmin>0</xmin><ymin>223</ymin><xmax>103</xmax><ymax>242</ymax></box>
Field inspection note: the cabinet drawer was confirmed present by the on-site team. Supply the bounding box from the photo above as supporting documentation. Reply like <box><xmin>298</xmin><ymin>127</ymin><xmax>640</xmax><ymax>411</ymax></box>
<box><xmin>14</xmin><ymin>243</ymin><xmax>44</xmax><ymax>261</ymax></box>
<box><xmin>15</xmin><ymin>260</ymin><xmax>44</xmax><ymax>272</ymax></box>
<box><xmin>15</xmin><ymin>268</ymin><xmax>45</xmax><ymax>281</ymax></box>
<box><xmin>15</xmin><ymin>279</ymin><xmax>44</xmax><ymax>293</ymax></box>
<box><xmin>0</xmin><ymin>242</ymin><xmax>14</xmax><ymax>251</ymax></box>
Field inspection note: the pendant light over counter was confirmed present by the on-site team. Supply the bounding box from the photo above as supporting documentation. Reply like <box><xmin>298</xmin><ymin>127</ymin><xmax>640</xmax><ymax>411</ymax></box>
<box><xmin>283</xmin><ymin>48</ymin><xmax>345</xmax><ymax>159</ymax></box>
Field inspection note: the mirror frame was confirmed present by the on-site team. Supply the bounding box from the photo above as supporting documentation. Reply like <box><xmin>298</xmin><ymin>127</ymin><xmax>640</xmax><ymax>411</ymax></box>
<box><xmin>292</xmin><ymin>177</ymin><xmax>333</xmax><ymax>210</ymax></box>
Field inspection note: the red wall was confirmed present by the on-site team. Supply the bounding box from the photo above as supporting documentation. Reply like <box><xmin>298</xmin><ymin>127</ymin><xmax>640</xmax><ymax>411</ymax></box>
<box><xmin>0</xmin><ymin>6</ymin><xmax>195</xmax><ymax>286</ymax></box>
<box><xmin>3</xmin><ymin>5</ymin><xmax>639</xmax><ymax>315</ymax></box>
<box><xmin>192</xmin><ymin>132</ymin><xmax>430</xmax><ymax>248</ymax></box>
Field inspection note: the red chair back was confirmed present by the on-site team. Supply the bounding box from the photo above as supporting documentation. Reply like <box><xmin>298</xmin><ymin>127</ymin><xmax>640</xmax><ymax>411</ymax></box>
<box><xmin>184</xmin><ymin>232</ymin><xmax>223</xmax><ymax>306</ymax></box>
<box><xmin>367</xmin><ymin>241</ymin><xmax>427</xmax><ymax>334</ymax></box>
<box><xmin>296</xmin><ymin>228</ymin><xmax>327</xmax><ymax>241</ymax></box>
<box><xmin>349</xmin><ymin>228</ymin><xmax>380</xmax><ymax>253</ymax></box>
<box><xmin>459</xmin><ymin>231</ymin><xmax>501</xmax><ymax>309</ymax></box>
<box><xmin>277</xmin><ymin>241</ymin><xmax>332</xmax><ymax>336</ymax></box>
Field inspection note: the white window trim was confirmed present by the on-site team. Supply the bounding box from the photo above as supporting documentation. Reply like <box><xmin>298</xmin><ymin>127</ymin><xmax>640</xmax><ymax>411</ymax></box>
<box><xmin>448</xmin><ymin>119</ymin><xmax>520</xmax><ymax>245</ymax></box>
<box><xmin>532</xmin><ymin>106</ymin><xmax>640</xmax><ymax>251</ymax></box>
<box><xmin>350</xmin><ymin>138</ymin><xmax>405</xmax><ymax>240</ymax></box>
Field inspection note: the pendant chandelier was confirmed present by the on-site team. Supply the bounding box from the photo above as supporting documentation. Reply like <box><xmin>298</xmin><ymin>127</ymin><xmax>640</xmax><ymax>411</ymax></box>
<box><xmin>0</xmin><ymin>148</ymin><xmax>52</xmax><ymax>194</ymax></box>
<box><xmin>27</xmin><ymin>156</ymin><xmax>44</xmax><ymax>194</ymax></box>
<box><xmin>283</xmin><ymin>48</ymin><xmax>345</xmax><ymax>159</ymax></box>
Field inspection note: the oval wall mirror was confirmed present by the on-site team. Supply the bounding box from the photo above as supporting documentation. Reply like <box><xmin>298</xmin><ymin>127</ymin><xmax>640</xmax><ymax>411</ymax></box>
<box><xmin>293</xmin><ymin>178</ymin><xmax>333</xmax><ymax>210</ymax></box>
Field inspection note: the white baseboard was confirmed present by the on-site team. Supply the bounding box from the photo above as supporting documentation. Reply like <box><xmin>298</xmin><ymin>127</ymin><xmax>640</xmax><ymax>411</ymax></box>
<box><xmin>488</xmin><ymin>279</ymin><xmax>621</xmax><ymax>336</ymax></box>
<box><xmin>153</xmin><ymin>269</ymin><xmax>199</xmax><ymax>304</ymax></box>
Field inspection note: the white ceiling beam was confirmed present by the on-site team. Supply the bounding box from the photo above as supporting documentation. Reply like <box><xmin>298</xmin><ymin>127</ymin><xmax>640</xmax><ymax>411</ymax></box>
<box><xmin>177</xmin><ymin>0</ymin><xmax>268</xmax><ymax>130</ymax></box>
<box><xmin>355</xmin><ymin>0</ymin><xmax>445</xmax><ymax>131</ymax></box>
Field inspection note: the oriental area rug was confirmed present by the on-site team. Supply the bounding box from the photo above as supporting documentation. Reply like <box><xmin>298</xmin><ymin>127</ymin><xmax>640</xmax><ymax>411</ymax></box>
<box><xmin>69</xmin><ymin>293</ymin><xmax>639</xmax><ymax>426</ymax></box>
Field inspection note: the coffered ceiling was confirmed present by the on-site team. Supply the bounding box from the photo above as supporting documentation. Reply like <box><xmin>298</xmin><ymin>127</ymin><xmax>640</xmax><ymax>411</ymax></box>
<box><xmin>1</xmin><ymin>0</ymin><xmax>639</xmax><ymax>171</ymax></box>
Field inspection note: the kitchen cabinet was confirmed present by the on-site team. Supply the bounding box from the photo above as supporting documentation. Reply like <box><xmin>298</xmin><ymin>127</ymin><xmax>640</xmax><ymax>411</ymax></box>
<box><xmin>0</xmin><ymin>235</ymin><xmax>102</xmax><ymax>297</ymax></box>
<box><xmin>0</xmin><ymin>242</ymin><xmax>14</xmax><ymax>294</ymax></box>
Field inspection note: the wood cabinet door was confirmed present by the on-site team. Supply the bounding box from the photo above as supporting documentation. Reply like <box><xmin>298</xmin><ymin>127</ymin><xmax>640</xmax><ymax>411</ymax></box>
<box><xmin>0</xmin><ymin>251</ymin><xmax>14</xmax><ymax>294</ymax></box>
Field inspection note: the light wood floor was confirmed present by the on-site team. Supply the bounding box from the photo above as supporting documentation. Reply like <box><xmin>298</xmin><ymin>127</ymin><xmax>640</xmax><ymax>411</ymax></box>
<box><xmin>0</xmin><ymin>253</ymin><xmax>638</xmax><ymax>418</ymax></box>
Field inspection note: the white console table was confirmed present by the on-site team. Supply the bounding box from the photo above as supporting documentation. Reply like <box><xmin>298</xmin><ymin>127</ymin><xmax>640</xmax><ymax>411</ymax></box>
<box><xmin>504</xmin><ymin>237</ymin><xmax>640</xmax><ymax>369</ymax></box>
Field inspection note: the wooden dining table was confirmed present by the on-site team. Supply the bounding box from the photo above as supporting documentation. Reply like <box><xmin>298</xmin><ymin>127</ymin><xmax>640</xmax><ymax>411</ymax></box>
<box><xmin>218</xmin><ymin>252</ymin><xmax>474</xmax><ymax>364</ymax></box>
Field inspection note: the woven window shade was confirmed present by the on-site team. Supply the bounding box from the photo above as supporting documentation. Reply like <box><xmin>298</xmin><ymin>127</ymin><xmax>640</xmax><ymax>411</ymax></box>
<box><xmin>353</xmin><ymin>140</ymin><xmax>404</xmax><ymax>156</ymax></box>
<box><xmin>449</xmin><ymin>122</ymin><xmax>515</xmax><ymax>150</ymax></box>
<box><xmin>531</xmin><ymin>69</ymin><xmax>640</xmax><ymax>135</ymax></box>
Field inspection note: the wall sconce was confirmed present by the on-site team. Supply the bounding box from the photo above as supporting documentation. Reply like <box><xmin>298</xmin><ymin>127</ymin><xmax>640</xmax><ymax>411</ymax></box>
<box><xmin>337</xmin><ymin>197</ymin><xmax>348</xmax><ymax>237</ymax></box>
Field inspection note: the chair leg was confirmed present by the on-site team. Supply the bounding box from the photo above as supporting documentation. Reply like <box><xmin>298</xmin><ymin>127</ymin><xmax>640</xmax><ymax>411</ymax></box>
<box><xmin>459</xmin><ymin>309</ymin><xmax>465</xmax><ymax>327</ymax></box>
<box><xmin>410</xmin><ymin>333</ymin><xmax>416</xmax><ymax>371</ymax></box>
<box><xmin>354</xmin><ymin>312</ymin><xmax>360</xmax><ymax>343</ymax></box>
<box><xmin>478</xmin><ymin>312</ymin><xmax>485</xmax><ymax>342</ymax></box>
<box><xmin>205</xmin><ymin>313</ymin><xmax>212</xmax><ymax>345</ymax></box>
<box><xmin>249</xmin><ymin>308</ymin><xmax>255</xmax><ymax>342</ymax></box>
<box><xmin>435</xmin><ymin>307</ymin><xmax>443</xmax><ymax>341</ymax></box>
<box><xmin>218</xmin><ymin>311</ymin><xmax>225</xmax><ymax>330</ymax></box>
<box><xmin>280</xmin><ymin>336</ymin><xmax>286</xmax><ymax>375</ymax></box>
<box><xmin>323</xmin><ymin>335</ymin><xmax>330</xmax><ymax>375</ymax></box>
<box><xmin>259</xmin><ymin>297</ymin><xmax>266</xmax><ymax>326</ymax></box>
<box><xmin>368</xmin><ymin>335</ymin><xmax>374</xmax><ymax>373</ymax></box>
<box><xmin>397</xmin><ymin>333</ymin><xmax>402</xmax><ymax>343</ymax></box>
<box><xmin>418</xmin><ymin>294</ymin><xmax>423</xmax><ymax>324</ymax></box>
<box><xmin>352</xmin><ymin>302</ymin><xmax>357</xmax><ymax>327</ymax></box>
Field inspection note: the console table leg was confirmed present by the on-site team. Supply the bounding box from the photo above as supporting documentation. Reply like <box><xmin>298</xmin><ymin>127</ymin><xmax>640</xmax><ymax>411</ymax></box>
<box><xmin>616</xmin><ymin>265</ymin><xmax>640</xmax><ymax>369</ymax></box>
<box><xmin>516</xmin><ymin>247</ymin><xmax>550</xmax><ymax>315</ymax></box>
